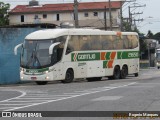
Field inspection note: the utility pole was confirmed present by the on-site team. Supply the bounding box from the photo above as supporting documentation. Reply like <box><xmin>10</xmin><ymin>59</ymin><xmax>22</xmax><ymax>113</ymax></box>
<box><xmin>120</xmin><ymin>1</ymin><xmax>123</xmax><ymax>31</ymax></box>
<box><xmin>128</xmin><ymin>3</ymin><xmax>146</xmax><ymax>30</ymax></box>
<box><xmin>128</xmin><ymin>6</ymin><xmax>132</xmax><ymax>30</ymax></box>
<box><xmin>74</xmin><ymin>0</ymin><xmax>79</xmax><ymax>28</ymax></box>
<box><xmin>104</xmin><ymin>6</ymin><xmax>107</xmax><ymax>30</ymax></box>
<box><xmin>109</xmin><ymin>0</ymin><xmax>112</xmax><ymax>30</ymax></box>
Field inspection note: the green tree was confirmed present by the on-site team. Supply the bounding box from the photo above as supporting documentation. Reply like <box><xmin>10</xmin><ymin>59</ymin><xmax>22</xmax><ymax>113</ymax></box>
<box><xmin>122</xmin><ymin>21</ymin><xmax>131</xmax><ymax>32</ymax></box>
<box><xmin>0</xmin><ymin>2</ymin><xmax>10</xmax><ymax>26</ymax></box>
<box><xmin>146</xmin><ymin>30</ymin><xmax>154</xmax><ymax>39</ymax></box>
<box><xmin>153</xmin><ymin>32</ymin><xmax>160</xmax><ymax>41</ymax></box>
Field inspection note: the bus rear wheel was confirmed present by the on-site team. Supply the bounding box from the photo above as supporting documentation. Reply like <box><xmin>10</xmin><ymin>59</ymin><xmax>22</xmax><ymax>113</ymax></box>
<box><xmin>120</xmin><ymin>66</ymin><xmax>128</xmax><ymax>79</ymax></box>
<box><xmin>112</xmin><ymin>66</ymin><xmax>120</xmax><ymax>79</ymax></box>
<box><xmin>62</xmin><ymin>69</ymin><xmax>74</xmax><ymax>83</ymax></box>
<box><xmin>36</xmin><ymin>81</ymin><xmax>48</xmax><ymax>85</ymax></box>
<box><xmin>134</xmin><ymin>73</ymin><xmax>139</xmax><ymax>77</ymax></box>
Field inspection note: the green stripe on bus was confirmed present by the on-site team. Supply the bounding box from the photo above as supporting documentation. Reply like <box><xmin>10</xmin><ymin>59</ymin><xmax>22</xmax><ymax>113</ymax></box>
<box><xmin>71</xmin><ymin>51</ymin><xmax>139</xmax><ymax>62</ymax></box>
<box><xmin>26</xmin><ymin>67</ymin><xmax>49</xmax><ymax>73</ymax></box>
<box><xmin>117</xmin><ymin>51</ymin><xmax>139</xmax><ymax>59</ymax></box>
<box><xmin>71</xmin><ymin>53</ymin><xmax>100</xmax><ymax>61</ymax></box>
<box><xmin>106</xmin><ymin>52</ymin><xmax>111</xmax><ymax>60</ymax></box>
<box><xmin>103</xmin><ymin>61</ymin><xmax>108</xmax><ymax>68</ymax></box>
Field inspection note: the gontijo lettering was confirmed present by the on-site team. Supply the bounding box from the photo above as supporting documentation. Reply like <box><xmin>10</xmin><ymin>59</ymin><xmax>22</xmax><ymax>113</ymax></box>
<box><xmin>78</xmin><ymin>54</ymin><xmax>96</xmax><ymax>60</ymax></box>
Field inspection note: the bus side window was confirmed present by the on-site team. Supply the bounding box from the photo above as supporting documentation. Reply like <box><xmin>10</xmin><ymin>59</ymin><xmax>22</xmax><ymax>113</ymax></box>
<box><xmin>51</xmin><ymin>47</ymin><xmax>58</xmax><ymax>64</ymax></box>
<box><xmin>101</xmin><ymin>35</ymin><xmax>114</xmax><ymax>50</ymax></box>
<box><xmin>67</xmin><ymin>35</ymin><xmax>80</xmax><ymax>54</ymax></box>
<box><xmin>57</xmin><ymin>47</ymin><xmax>63</xmax><ymax>61</ymax></box>
<box><xmin>123</xmin><ymin>35</ymin><xmax>129</xmax><ymax>49</ymax></box>
<box><xmin>114</xmin><ymin>36</ymin><xmax>123</xmax><ymax>50</ymax></box>
<box><xmin>80</xmin><ymin>35</ymin><xmax>91</xmax><ymax>50</ymax></box>
<box><xmin>90</xmin><ymin>35</ymin><xmax>102</xmax><ymax>50</ymax></box>
<box><xmin>132</xmin><ymin>35</ymin><xmax>138</xmax><ymax>48</ymax></box>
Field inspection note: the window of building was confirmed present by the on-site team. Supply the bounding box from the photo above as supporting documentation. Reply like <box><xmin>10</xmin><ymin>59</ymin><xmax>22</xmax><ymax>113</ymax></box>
<box><xmin>57</xmin><ymin>14</ymin><xmax>60</xmax><ymax>21</ymax></box>
<box><xmin>43</xmin><ymin>14</ymin><xmax>47</xmax><ymax>19</ymax></box>
<box><xmin>84</xmin><ymin>12</ymin><xmax>89</xmax><ymax>17</ymax></box>
<box><xmin>34</xmin><ymin>15</ymin><xmax>38</xmax><ymax>19</ymax></box>
<box><xmin>21</xmin><ymin>15</ymin><xmax>24</xmax><ymax>22</ymax></box>
<box><xmin>93</xmin><ymin>12</ymin><xmax>98</xmax><ymax>16</ymax></box>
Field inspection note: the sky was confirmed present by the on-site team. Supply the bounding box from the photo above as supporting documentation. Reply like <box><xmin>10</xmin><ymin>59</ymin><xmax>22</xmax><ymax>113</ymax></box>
<box><xmin>1</xmin><ymin>0</ymin><xmax>159</xmax><ymax>35</ymax></box>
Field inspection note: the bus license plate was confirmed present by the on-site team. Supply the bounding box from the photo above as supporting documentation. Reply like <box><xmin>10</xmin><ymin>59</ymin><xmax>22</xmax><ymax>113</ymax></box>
<box><xmin>31</xmin><ymin>77</ymin><xmax>37</xmax><ymax>80</ymax></box>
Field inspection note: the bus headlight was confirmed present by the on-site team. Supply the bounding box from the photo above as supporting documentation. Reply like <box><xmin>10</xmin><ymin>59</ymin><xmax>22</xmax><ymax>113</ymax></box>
<box><xmin>21</xmin><ymin>76</ymin><xmax>24</xmax><ymax>79</ymax></box>
<box><xmin>45</xmin><ymin>71</ymin><xmax>49</xmax><ymax>74</ymax></box>
<box><xmin>20</xmin><ymin>68</ymin><xmax>24</xmax><ymax>74</ymax></box>
<box><xmin>45</xmin><ymin>76</ymin><xmax>49</xmax><ymax>80</ymax></box>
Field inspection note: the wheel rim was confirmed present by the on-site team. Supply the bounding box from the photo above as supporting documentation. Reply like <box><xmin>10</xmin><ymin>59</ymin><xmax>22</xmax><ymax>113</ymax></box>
<box><xmin>66</xmin><ymin>72</ymin><xmax>71</xmax><ymax>80</ymax></box>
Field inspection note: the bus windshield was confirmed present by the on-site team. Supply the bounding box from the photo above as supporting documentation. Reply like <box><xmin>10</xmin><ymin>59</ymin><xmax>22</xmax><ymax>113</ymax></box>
<box><xmin>21</xmin><ymin>36</ymin><xmax>66</xmax><ymax>69</ymax></box>
<box><xmin>157</xmin><ymin>53</ymin><xmax>160</xmax><ymax>60</ymax></box>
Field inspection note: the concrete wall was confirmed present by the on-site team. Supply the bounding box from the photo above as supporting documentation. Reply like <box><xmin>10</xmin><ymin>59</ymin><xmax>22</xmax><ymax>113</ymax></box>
<box><xmin>0</xmin><ymin>28</ymin><xmax>41</xmax><ymax>84</ymax></box>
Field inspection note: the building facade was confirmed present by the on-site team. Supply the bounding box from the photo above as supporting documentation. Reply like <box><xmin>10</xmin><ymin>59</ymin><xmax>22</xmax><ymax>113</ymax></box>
<box><xmin>9</xmin><ymin>0</ymin><xmax>123</xmax><ymax>30</ymax></box>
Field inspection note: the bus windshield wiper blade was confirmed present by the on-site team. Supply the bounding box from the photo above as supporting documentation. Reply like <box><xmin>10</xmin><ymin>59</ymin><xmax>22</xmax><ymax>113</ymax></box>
<box><xmin>34</xmin><ymin>43</ymin><xmax>41</xmax><ymax>67</ymax></box>
<box><xmin>26</xmin><ymin>51</ymin><xmax>34</xmax><ymax>67</ymax></box>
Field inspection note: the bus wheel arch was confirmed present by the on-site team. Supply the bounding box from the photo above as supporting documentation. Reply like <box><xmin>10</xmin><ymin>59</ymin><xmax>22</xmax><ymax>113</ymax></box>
<box><xmin>112</xmin><ymin>65</ymin><xmax>121</xmax><ymax>79</ymax></box>
<box><xmin>120</xmin><ymin>64</ymin><xmax>128</xmax><ymax>79</ymax></box>
<box><xmin>62</xmin><ymin>68</ymin><xmax>74</xmax><ymax>83</ymax></box>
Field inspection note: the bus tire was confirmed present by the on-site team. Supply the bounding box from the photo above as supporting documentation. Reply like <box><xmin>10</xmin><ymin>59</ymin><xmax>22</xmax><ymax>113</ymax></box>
<box><xmin>134</xmin><ymin>73</ymin><xmax>139</xmax><ymax>77</ymax></box>
<box><xmin>35</xmin><ymin>81</ymin><xmax>48</xmax><ymax>85</ymax></box>
<box><xmin>112</xmin><ymin>66</ymin><xmax>120</xmax><ymax>79</ymax></box>
<box><xmin>120</xmin><ymin>65</ymin><xmax>128</xmax><ymax>79</ymax></box>
<box><xmin>108</xmin><ymin>76</ymin><xmax>113</xmax><ymax>80</ymax></box>
<box><xmin>62</xmin><ymin>69</ymin><xmax>74</xmax><ymax>83</ymax></box>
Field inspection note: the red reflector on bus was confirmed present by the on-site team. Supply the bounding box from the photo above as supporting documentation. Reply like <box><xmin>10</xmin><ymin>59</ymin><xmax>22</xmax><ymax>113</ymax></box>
<box><xmin>31</xmin><ymin>77</ymin><xmax>37</xmax><ymax>80</ymax></box>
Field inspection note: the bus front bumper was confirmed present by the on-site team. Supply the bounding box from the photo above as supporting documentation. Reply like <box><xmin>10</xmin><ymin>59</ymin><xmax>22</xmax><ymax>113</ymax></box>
<box><xmin>20</xmin><ymin>73</ymin><xmax>54</xmax><ymax>81</ymax></box>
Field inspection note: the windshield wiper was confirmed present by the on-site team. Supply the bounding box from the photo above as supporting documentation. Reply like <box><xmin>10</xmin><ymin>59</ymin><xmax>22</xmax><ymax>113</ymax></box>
<box><xmin>26</xmin><ymin>51</ymin><xmax>34</xmax><ymax>68</ymax></box>
<box><xmin>34</xmin><ymin>43</ymin><xmax>41</xmax><ymax>68</ymax></box>
<box><xmin>26</xmin><ymin>43</ymin><xmax>41</xmax><ymax>68</ymax></box>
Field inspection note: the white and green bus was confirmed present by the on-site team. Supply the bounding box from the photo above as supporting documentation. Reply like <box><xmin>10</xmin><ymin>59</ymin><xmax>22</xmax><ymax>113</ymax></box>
<box><xmin>14</xmin><ymin>29</ymin><xmax>139</xmax><ymax>85</ymax></box>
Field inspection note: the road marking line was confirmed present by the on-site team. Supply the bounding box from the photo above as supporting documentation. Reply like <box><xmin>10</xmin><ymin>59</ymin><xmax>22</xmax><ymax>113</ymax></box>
<box><xmin>0</xmin><ymin>104</ymin><xmax>30</xmax><ymax>105</ymax></box>
<box><xmin>92</xmin><ymin>96</ymin><xmax>123</xmax><ymax>101</ymax></box>
<box><xmin>16</xmin><ymin>97</ymin><xmax>63</xmax><ymax>99</ymax></box>
<box><xmin>4</xmin><ymin>82</ymin><xmax>136</xmax><ymax>111</ymax></box>
<box><xmin>0</xmin><ymin>90</ymin><xmax>26</xmax><ymax>103</ymax></box>
<box><xmin>5</xmin><ymin>100</ymin><xmax>47</xmax><ymax>102</ymax></box>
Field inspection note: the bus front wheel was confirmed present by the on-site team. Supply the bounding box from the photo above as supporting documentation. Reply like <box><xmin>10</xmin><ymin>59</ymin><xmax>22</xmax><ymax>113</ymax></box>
<box><xmin>62</xmin><ymin>69</ymin><xmax>74</xmax><ymax>83</ymax></box>
<box><xmin>36</xmin><ymin>81</ymin><xmax>48</xmax><ymax>85</ymax></box>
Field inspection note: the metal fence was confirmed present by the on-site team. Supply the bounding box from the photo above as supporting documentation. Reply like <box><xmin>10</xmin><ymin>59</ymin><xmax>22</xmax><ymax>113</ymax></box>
<box><xmin>0</xmin><ymin>28</ymin><xmax>41</xmax><ymax>84</ymax></box>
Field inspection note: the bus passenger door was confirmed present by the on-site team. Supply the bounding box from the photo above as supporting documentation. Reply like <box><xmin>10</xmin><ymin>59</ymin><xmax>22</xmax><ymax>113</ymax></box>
<box><xmin>76</xmin><ymin>62</ymin><xmax>87</xmax><ymax>78</ymax></box>
<box><xmin>51</xmin><ymin>46</ymin><xmax>64</xmax><ymax>80</ymax></box>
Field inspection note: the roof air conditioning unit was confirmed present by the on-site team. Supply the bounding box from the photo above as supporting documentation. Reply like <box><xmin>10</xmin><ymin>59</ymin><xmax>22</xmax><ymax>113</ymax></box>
<box><xmin>60</xmin><ymin>22</ymin><xmax>74</xmax><ymax>28</ymax></box>
<box><xmin>29</xmin><ymin>0</ymin><xmax>39</xmax><ymax>6</ymax></box>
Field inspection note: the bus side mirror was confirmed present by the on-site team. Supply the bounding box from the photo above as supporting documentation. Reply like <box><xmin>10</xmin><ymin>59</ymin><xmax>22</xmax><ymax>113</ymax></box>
<box><xmin>14</xmin><ymin>43</ymin><xmax>23</xmax><ymax>55</ymax></box>
<box><xmin>49</xmin><ymin>42</ymin><xmax>60</xmax><ymax>55</ymax></box>
<box><xmin>66</xmin><ymin>49</ymin><xmax>72</xmax><ymax>54</ymax></box>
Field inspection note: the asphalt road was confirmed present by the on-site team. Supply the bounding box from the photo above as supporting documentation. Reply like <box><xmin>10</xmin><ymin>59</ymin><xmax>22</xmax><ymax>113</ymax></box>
<box><xmin>1</xmin><ymin>68</ymin><xmax>160</xmax><ymax>120</ymax></box>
